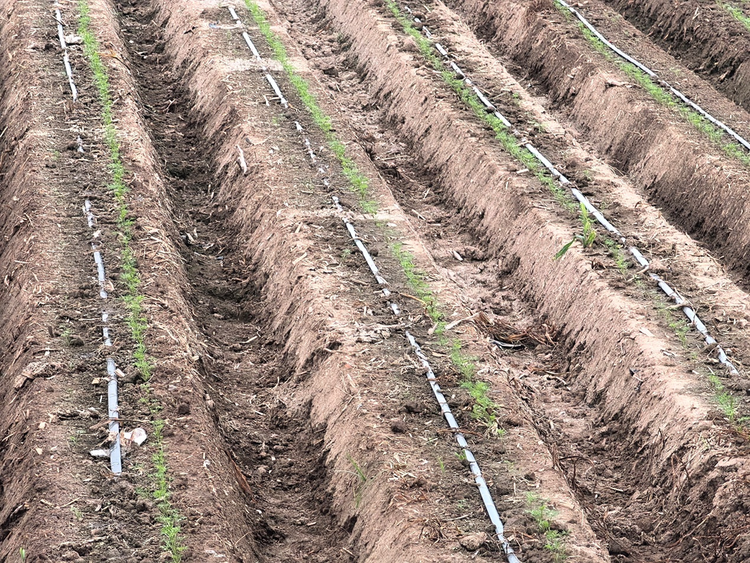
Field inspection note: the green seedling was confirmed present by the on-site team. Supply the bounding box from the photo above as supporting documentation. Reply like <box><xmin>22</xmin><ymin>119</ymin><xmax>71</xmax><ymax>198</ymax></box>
<box><xmin>60</xmin><ymin>326</ymin><xmax>73</xmax><ymax>346</ymax></box>
<box><xmin>554</xmin><ymin>203</ymin><xmax>597</xmax><ymax>259</ymax></box>
<box><xmin>707</xmin><ymin>373</ymin><xmax>750</xmax><ymax>425</ymax></box>
<box><xmin>450</xmin><ymin>340</ymin><xmax>476</xmax><ymax>380</ymax></box>
<box><xmin>70</xmin><ymin>506</ymin><xmax>83</xmax><ymax>521</ymax></box>
<box><xmin>347</xmin><ymin>455</ymin><xmax>369</xmax><ymax>508</ymax></box>
<box><xmin>545</xmin><ymin>529</ymin><xmax>568</xmax><ymax>562</ymax></box>
<box><xmin>721</xmin><ymin>2</ymin><xmax>750</xmax><ymax>32</ymax></box>
<box><xmin>604</xmin><ymin>238</ymin><xmax>628</xmax><ymax>275</ymax></box>
<box><xmin>152</xmin><ymin>420</ymin><xmax>187</xmax><ymax>562</ymax></box>
<box><xmin>580</xmin><ymin>204</ymin><xmax>596</xmax><ymax>247</ymax></box>
<box><xmin>68</xmin><ymin>428</ymin><xmax>85</xmax><ymax>446</ymax></box>
<box><xmin>525</xmin><ymin>492</ymin><xmax>568</xmax><ymax>561</ymax></box>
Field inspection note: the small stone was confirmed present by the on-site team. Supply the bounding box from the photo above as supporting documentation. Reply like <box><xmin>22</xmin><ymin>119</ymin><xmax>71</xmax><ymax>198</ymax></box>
<box><xmin>403</xmin><ymin>402</ymin><xmax>422</xmax><ymax>414</ymax></box>
<box><xmin>391</xmin><ymin>421</ymin><xmax>408</xmax><ymax>434</ymax></box>
<box><xmin>459</xmin><ymin>532</ymin><xmax>488</xmax><ymax>551</ymax></box>
<box><xmin>135</xmin><ymin>498</ymin><xmax>154</xmax><ymax>512</ymax></box>
<box><xmin>608</xmin><ymin>537</ymin><xmax>631</xmax><ymax>556</ymax></box>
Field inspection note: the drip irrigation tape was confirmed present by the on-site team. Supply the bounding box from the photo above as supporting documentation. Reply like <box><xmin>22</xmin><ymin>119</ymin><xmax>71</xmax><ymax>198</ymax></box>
<box><xmin>84</xmin><ymin>200</ymin><xmax>122</xmax><ymax>475</ymax></box>
<box><xmin>401</xmin><ymin>2</ymin><xmax>739</xmax><ymax>376</ymax></box>
<box><xmin>405</xmin><ymin>331</ymin><xmax>519</xmax><ymax>563</ymax></box>
<box><xmin>55</xmin><ymin>9</ymin><xmax>78</xmax><ymax>101</ymax></box>
<box><xmin>243</xmin><ymin>32</ymin><xmax>262</xmax><ymax>61</ymax></box>
<box><xmin>554</xmin><ymin>0</ymin><xmax>750</xmax><ymax>154</ymax></box>
<box><xmin>231</xmin><ymin>7</ymin><xmax>513</xmax><ymax>557</ymax></box>
<box><xmin>265</xmin><ymin>74</ymin><xmax>289</xmax><ymax>108</ymax></box>
<box><xmin>666</xmin><ymin>85</ymin><xmax>750</xmax><ymax>153</ymax></box>
<box><xmin>55</xmin><ymin>4</ymin><xmax>120</xmax><ymax>474</ymax></box>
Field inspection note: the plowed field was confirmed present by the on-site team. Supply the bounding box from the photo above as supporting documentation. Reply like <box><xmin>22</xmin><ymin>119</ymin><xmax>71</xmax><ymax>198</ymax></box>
<box><xmin>3</xmin><ymin>0</ymin><xmax>750</xmax><ymax>562</ymax></box>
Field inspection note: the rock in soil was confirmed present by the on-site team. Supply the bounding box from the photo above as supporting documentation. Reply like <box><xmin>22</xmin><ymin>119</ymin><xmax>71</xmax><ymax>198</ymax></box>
<box><xmin>459</xmin><ymin>532</ymin><xmax>488</xmax><ymax>551</ymax></box>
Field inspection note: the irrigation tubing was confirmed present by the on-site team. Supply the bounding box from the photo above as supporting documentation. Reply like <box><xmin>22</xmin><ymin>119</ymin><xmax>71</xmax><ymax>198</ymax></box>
<box><xmin>54</xmin><ymin>8</ymin><xmax>78</xmax><ymax>101</ymax></box>
<box><xmin>554</xmin><ymin>0</ymin><xmax>750</xmax><ymax>153</ymax></box>
<box><xmin>84</xmin><ymin>201</ymin><xmax>122</xmax><ymax>475</ymax></box>
<box><xmin>402</xmin><ymin>3</ymin><xmax>739</xmax><ymax>376</ymax></box>
<box><xmin>228</xmin><ymin>7</ymin><xmax>520</xmax><ymax>561</ymax></box>
<box><xmin>55</xmin><ymin>5</ymin><xmax>122</xmax><ymax>474</ymax></box>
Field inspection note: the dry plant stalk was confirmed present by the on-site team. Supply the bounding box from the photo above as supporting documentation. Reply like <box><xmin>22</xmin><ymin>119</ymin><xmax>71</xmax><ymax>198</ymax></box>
<box><xmin>474</xmin><ymin>312</ymin><xmax>555</xmax><ymax>346</ymax></box>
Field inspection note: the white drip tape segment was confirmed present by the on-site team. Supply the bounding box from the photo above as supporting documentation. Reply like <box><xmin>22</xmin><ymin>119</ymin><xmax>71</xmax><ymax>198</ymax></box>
<box><xmin>231</xmin><ymin>9</ymin><xmax>516</xmax><ymax>557</ymax></box>
<box><xmin>55</xmin><ymin>9</ymin><xmax>78</xmax><ymax>101</ymax></box>
<box><xmin>265</xmin><ymin>74</ymin><xmax>288</xmax><ymax>108</ymax></box>
<box><xmin>553</xmin><ymin>0</ymin><xmax>750</xmax><ymax>154</ymax></box>
<box><xmin>473</xmin><ymin>85</ymin><xmax>496</xmax><ymax>112</ymax></box>
<box><xmin>84</xmin><ymin>199</ymin><xmax>122</xmax><ymax>475</ymax></box>
<box><xmin>243</xmin><ymin>32</ymin><xmax>262</xmax><ymax>61</ymax></box>
<box><xmin>401</xmin><ymin>2</ymin><xmax>740</xmax><ymax>376</ymax></box>
<box><xmin>449</xmin><ymin>61</ymin><xmax>465</xmax><ymax>78</ymax></box>
<box><xmin>525</xmin><ymin>144</ymin><xmax>570</xmax><ymax>185</ymax></box>
<box><xmin>405</xmin><ymin>331</ymin><xmax>520</xmax><ymax>562</ymax></box>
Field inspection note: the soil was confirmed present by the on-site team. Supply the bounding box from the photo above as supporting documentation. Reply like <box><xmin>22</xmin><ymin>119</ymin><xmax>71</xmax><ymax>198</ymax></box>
<box><xmin>443</xmin><ymin>0</ymin><xmax>750</xmax><ymax>282</ymax></box>
<box><xmin>604</xmin><ymin>0</ymin><xmax>750</xmax><ymax>114</ymax></box>
<box><xmin>3</xmin><ymin>0</ymin><xmax>750</xmax><ymax>561</ymax></box>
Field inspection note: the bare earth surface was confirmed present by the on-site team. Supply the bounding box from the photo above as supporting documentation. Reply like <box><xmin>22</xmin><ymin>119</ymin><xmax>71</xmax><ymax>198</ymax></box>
<box><xmin>2</xmin><ymin>0</ymin><xmax>750</xmax><ymax>562</ymax></box>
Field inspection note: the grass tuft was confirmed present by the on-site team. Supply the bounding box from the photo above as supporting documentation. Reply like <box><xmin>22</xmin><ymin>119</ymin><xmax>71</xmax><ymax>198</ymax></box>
<box><xmin>604</xmin><ymin>237</ymin><xmax>628</xmax><ymax>276</ymax></box>
<box><xmin>347</xmin><ymin>455</ymin><xmax>369</xmax><ymax>508</ymax></box>
<box><xmin>525</xmin><ymin>492</ymin><xmax>568</xmax><ymax>561</ymax></box>
<box><xmin>707</xmin><ymin>374</ymin><xmax>749</xmax><ymax>425</ymax></box>
<box><xmin>721</xmin><ymin>2</ymin><xmax>750</xmax><ymax>32</ymax></box>
<box><xmin>152</xmin><ymin>420</ymin><xmax>187</xmax><ymax>561</ymax></box>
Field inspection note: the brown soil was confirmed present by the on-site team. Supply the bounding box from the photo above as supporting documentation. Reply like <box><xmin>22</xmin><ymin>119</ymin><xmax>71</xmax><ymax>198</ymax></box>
<box><xmin>3</xmin><ymin>0</ymin><xmax>750</xmax><ymax>561</ymax></box>
<box><xmin>121</xmin><ymin>0</ymin><xmax>601</xmax><ymax>559</ymax></box>
<box><xmin>444</xmin><ymin>0</ymin><xmax>750</xmax><ymax>283</ymax></box>
<box><xmin>604</xmin><ymin>0</ymin><xmax>750</xmax><ymax>114</ymax></box>
<box><xmin>274</xmin><ymin>0</ymin><xmax>750</xmax><ymax>560</ymax></box>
